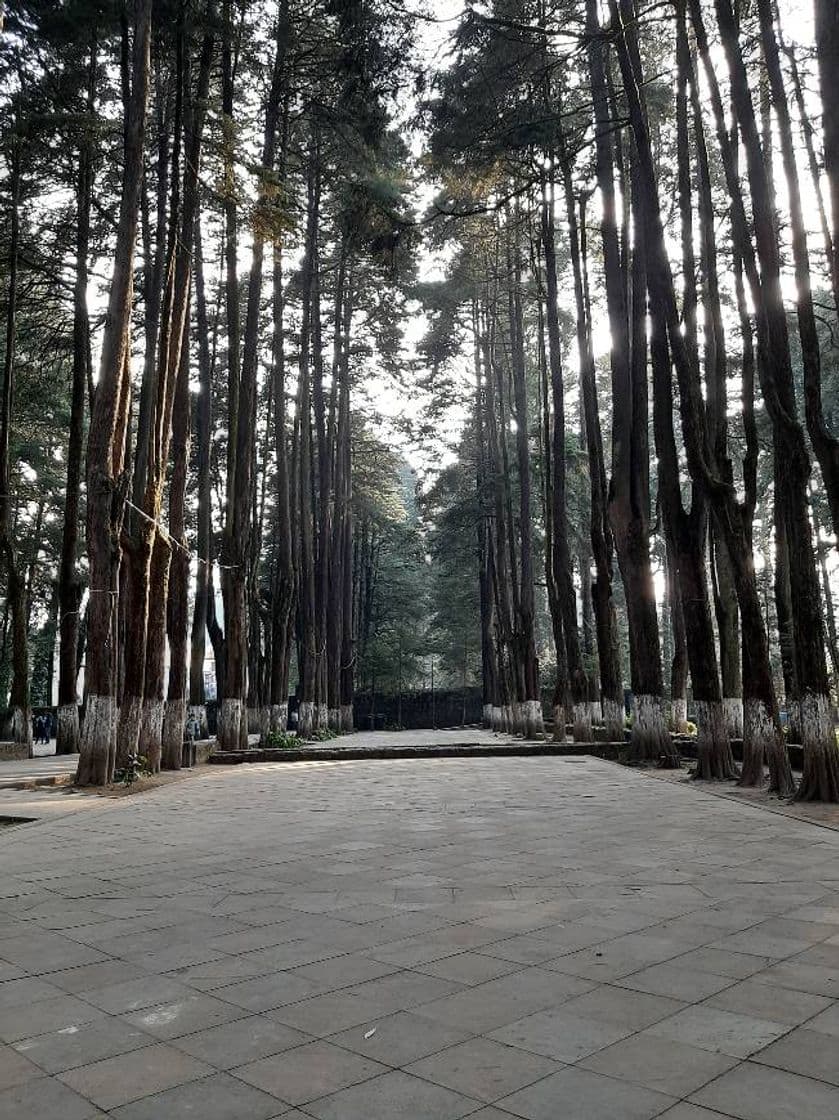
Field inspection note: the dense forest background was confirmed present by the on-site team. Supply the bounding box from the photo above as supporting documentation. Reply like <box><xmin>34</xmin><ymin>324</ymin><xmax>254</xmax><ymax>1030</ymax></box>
<box><xmin>2</xmin><ymin>0</ymin><xmax>839</xmax><ymax>799</ymax></box>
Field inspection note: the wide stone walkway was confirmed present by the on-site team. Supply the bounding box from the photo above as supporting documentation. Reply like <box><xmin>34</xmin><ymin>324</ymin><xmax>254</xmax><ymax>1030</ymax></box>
<box><xmin>1</xmin><ymin>755</ymin><xmax>839</xmax><ymax>1118</ymax></box>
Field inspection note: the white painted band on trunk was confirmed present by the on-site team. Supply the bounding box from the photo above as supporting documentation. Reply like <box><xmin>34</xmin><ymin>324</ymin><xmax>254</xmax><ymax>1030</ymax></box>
<box><xmin>743</xmin><ymin>697</ymin><xmax>775</xmax><ymax>743</ymax></box>
<box><xmin>523</xmin><ymin>698</ymin><xmax>544</xmax><ymax>739</ymax></box>
<box><xmin>339</xmin><ymin>704</ymin><xmax>354</xmax><ymax>732</ymax></box>
<box><xmin>78</xmin><ymin>694</ymin><xmax>117</xmax><ymax>780</ymax></box>
<box><xmin>799</xmin><ymin>691</ymin><xmax>834</xmax><ymax>749</ymax></box>
<box><xmin>670</xmin><ymin>697</ymin><xmax>688</xmax><ymax>732</ymax></box>
<box><xmin>140</xmin><ymin>698</ymin><xmax>165</xmax><ymax>771</ymax></box>
<box><xmin>11</xmin><ymin>706</ymin><xmax>32</xmax><ymax>750</ymax></box>
<box><xmin>722</xmin><ymin>697</ymin><xmax>744</xmax><ymax>738</ymax></box>
<box><xmin>162</xmin><ymin>697</ymin><xmax>187</xmax><ymax>766</ymax></box>
<box><xmin>117</xmin><ymin>695</ymin><xmax>143</xmax><ymax>763</ymax></box>
<box><xmin>298</xmin><ymin>700</ymin><xmax>315</xmax><ymax>738</ymax></box>
<box><xmin>601</xmin><ymin>697</ymin><xmax>624</xmax><ymax>739</ymax></box>
<box><xmin>269</xmin><ymin>703</ymin><xmax>288</xmax><ymax>732</ymax></box>
<box><xmin>572</xmin><ymin>702</ymin><xmax>593</xmax><ymax>742</ymax></box>
<box><xmin>218</xmin><ymin>698</ymin><xmax>244</xmax><ymax>750</ymax></box>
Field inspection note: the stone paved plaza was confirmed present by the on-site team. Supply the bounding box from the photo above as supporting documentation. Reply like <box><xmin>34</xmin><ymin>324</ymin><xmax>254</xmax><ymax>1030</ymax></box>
<box><xmin>2</xmin><ymin>753</ymin><xmax>839</xmax><ymax>1118</ymax></box>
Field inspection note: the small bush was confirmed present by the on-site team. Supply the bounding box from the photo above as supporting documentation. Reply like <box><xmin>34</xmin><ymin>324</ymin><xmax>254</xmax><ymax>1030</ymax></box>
<box><xmin>113</xmin><ymin>752</ymin><xmax>152</xmax><ymax>785</ymax></box>
<box><xmin>264</xmin><ymin>730</ymin><xmax>298</xmax><ymax>750</ymax></box>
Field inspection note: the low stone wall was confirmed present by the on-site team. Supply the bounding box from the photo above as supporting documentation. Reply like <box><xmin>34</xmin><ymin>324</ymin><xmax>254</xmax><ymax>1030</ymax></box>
<box><xmin>194</xmin><ymin>739</ymin><xmax>215</xmax><ymax>765</ymax></box>
<box><xmin>0</xmin><ymin>742</ymin><xmax>30</xmax><ymax>762</ymax></box>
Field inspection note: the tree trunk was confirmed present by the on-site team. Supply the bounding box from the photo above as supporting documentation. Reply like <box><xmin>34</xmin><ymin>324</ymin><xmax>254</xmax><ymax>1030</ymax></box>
<box><xmin>77</xmin><ymin>0</ymin><xmax>152</xmax><ymax>786</ymax></box>
<box><xmin>508</xmin><ymin>223</ymin><xmax>543</xmax><ymax>740</ymax></box>
<box><xmin>161</xmin><ymin>311</ymin><xmax>192</xmax><ymax>770</ymax></box>
<box><xmin>188</xmin><ymin>211</ymin><xmax>214</xmax><ymax>736</ymax></box>
<box><xmin>815</xmin><ymin>0</ymin><xmax>839</xmax><ymax>313</ymax></box>
<box><xmin>612</xmin><ymin>0</ymin><xmax>794</xmax><ymax>794</ymax></box>
<box><xmin>586</xmin><ymin>0</ymin><xmax>665</xmax><ymax>757</ymax></box>
<box><xmin>757</xmin><ymin>0</ymin><xmax>839</xmax><ymax>544</ymax></box>
<box><xmin>0</xmin><ymin>137</ymin><xmax>31</xmax><ymax>756</ymax></box>
<box><xmin>559</xmin><ymin>157</ymin><xmax>624</xmax><ymax>740</ymax></box>
<box><xmin>709</xmin><ymin>0</ymin><xmax>837</xmax><ymax>799</ymax></box>
<box><xmin>542</xmin><ymin>179</ymin><xmax>589</xmax><ymax>741</ymax></box>
<box><xmin>268</xmin><ymin>233</ymin><xmax>295</xmax><ymax>732</ymax></box>
<box><xmin>665</xmin><ymin>533</ymin><xmax>688</xmax><ymax>733</ymax></box>
<box><xmin>57</xmin><ymin>39</ymin><xmax>96</xmax><ymax>755</ymax></box>
<box><xmin>219</xmin><ymin>9</ymin><xmax>286</xmax><ymax>749</ymax></box>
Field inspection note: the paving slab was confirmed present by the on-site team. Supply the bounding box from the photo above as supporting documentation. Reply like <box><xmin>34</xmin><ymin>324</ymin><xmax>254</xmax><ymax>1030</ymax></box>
<box><xmin>691</xmin><ymin>1059</ymin><xmax>839</xmax><ymax>1119</ymax></box>
<box><xmin>302</xmin><ymin>1068</ymin><xmax>480</xmax><ymax>1120</ymax></box>
<box><xmin>497</xmin><ymin>1065</ymin><xmax>676</xmax><ymax>1120</ymax></box>
<box><xmin>405</xmin><ymin>1036</ymin><xmax>559</xmax><ymax>1103</ymax></box>
<box><xmin>106</xmin><ymin>1071</ymin><xmax>286</xmax><ymax>1120</ymax></box>
<box><xmin>233</xmin><ymin>1038</ymin><xmax>385</xmax><ymax>1105</ymax></box>
<box><xmin>4</xmin><ymin>752</ymin><xmax>839</xmax><ymax>1117</ymax></box>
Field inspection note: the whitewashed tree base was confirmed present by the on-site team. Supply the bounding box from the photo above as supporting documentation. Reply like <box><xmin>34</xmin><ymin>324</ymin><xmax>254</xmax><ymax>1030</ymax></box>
<box><xmin>269</xmin><ymin>703</ymin><xmax>288</xmax><ymax>733</ymax></box>
<box><xmin>140</xmin><ymin>698</ymin><xmax>165</xmax><ymax>771</ymax></box>
<box><xmin>116</xmin><ymin>696</ymin><xmax>142</xmax><ymax>768</ymax></box>
<box><xmin>298</xmin><ymin>700</ymin><xmax>315</xmax><ymax>739</ymax></box>
<box><xmin>162</xmin><ymin>698</ymin><xmax>186</xmax><ymax>768</ymax></box>
<box><xmin>572</xmin><ymin>702</ymin><xmax>593</xmax><ymax>742</ymax></box>
<box><xmin>670</xmin><ymin>697</ymin><xmax>688</xmax><ymax>733</ymax></box>
<box><xmin>77</xmin><ymin>695</ymin><xmax>116</xmax><ymax>784</ymax></box>
<box><xmin>11</xmin><ymin>706</ymin><xmax>32</xmax><ymax>755</ymax></box>
<box><xmin>723</xmin><ymin>697</ymin><xmax>744</xmax><ymax>739</ymax></box>
<box><xmin>602</xmin><ymin>697</ymin><xmax>625</xmax><ymax>742</ymax></box>
<box><xmin>218</xmin><ymin>698</ymin><xmax>243</xmax><ymax>751</ymax></box>
<box><xmin>523</xmin><ymin>699</ymin><xmax>544</xmax><ymax>740</ymax></box>
<box><xmin>57</xmin><ymin>703</ymin><xmax>80</xmax><ymax>755</ymax></box>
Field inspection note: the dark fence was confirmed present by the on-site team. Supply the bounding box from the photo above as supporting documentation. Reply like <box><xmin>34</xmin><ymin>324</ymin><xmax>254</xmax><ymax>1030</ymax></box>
<box><xmin>353</xmin><ymin>687</ymin><xmax>484</xmax><ymax>730</ymax></box>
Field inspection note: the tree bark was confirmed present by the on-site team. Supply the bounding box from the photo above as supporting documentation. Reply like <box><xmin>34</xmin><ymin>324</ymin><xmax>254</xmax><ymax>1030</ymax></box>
<box><xmin>815</xmin><ymin>0</ymin><xmax>839</xmax><ymax>314</ymax></box>
<box><xmin>0</xmin><ymin>134</ymin><xmax>31</xmax><ymax>756</ymax></box>
<box><xmin>711</xmin><ymin>0</ymin><xmax>837</xmax><ymax>799</ymax></box>
<box><xmin>57</xmin><ymin>38</ymin><xmax>97</xmax><ymax>755</ymax></box>
<box><xmin>219</xmin><ymin>7</ymin><xmax>286</xmax><ymax>748</ymax></box>
<box><xmin>77</xmin><ymin>0</ymin><xmax>153</xmax><ymax>786</ymax></box>
<box><xmin>188</xmin><ymin>211</ymin><xmax>214</xmax><ymax>735</ymax></box>
<box><xmin>613</xmin><ymin>0</ymin><xmax>795</xmax><ymax>795</ymax></box>
<box><xmin>586</xmin><ymin>0</ymin><xmax>666</xmax><ymax>757</ymax></box>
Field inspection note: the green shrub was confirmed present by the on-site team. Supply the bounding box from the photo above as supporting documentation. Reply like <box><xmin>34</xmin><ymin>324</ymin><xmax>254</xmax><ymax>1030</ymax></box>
<box><xmin>113</xmin><ymin>752</ymin><xmax>152</xmax><ymax>785</ymax></box>
<box><xmin>264</xmin><ymin>730</ymin><xmax>298</xmax><ymax>750</ymax></box>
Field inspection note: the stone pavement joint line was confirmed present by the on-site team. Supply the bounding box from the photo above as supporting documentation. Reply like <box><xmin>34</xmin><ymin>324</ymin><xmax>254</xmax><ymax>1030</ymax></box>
<box><xmin>1</xmin><ymin>753</ymin><xmax>839</xmax><ymax>1117</ymax></box>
